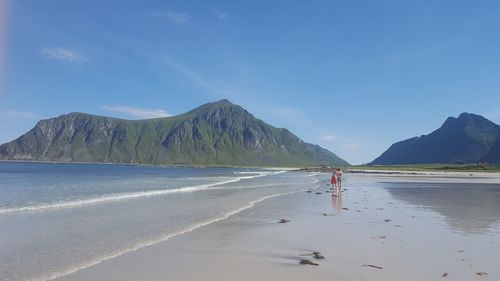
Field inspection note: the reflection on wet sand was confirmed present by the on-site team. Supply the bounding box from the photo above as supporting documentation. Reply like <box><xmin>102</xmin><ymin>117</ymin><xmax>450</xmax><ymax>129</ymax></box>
<box><xmin>331</xmin><ymin>191</ymin><xmax>342</xmax><ymax>211</ymax></box>
<box><xmin>382</xmin><ymin>182</ymin><xmax>500</xmax><ymax>234</ymax></box>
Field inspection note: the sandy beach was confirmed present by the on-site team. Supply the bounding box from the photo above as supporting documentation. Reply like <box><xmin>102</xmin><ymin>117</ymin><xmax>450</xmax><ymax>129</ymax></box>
<box><xmin>54</xmin><ymin>172</ymin><xmax>500</xmax><ymax>281</ymax></box>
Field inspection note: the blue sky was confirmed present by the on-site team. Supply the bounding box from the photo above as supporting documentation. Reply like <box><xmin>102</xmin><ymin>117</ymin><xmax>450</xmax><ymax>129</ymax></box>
<box><xmin>1</xmin><ymin>0</ymin><xmax>499</xmax><ymax>164</ymax></box>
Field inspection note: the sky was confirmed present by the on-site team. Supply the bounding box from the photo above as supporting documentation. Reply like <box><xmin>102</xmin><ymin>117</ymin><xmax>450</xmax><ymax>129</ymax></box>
<box><xmin>0</xmin><ymin>0</ymin><xmax>499</xmax><ymax>164</ymax></box>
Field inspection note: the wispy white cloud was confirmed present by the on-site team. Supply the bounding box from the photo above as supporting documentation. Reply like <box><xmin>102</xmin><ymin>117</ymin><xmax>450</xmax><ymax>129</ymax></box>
<box><xmin>319</xmin><ymin>134</ymin><xmax>338</xmax><ymax>141</ymax></box>
<box><xmin>318</xmin><ymin>133</ymin><xmax>361</xmax><ymax>150</ymax></box>
<box><xmin>213</xmin><ymin>10</ymin><xmax>228</xmax><ymax>20</ymax></box>
<box><xmin>163</xmin><ymin>57</ymin><xmax>240</xmax><ymax>99</ymax></box>
<box><xmin>149</xmin><ymin>10</ymin><xmax>189</xmax><ymax>24</ymax></box>
<box><xmin>162</xmin><ymin>57</ymin><xmax>309</xmax><ymax>130</ymax></box>
<box><xmin>101</xmin><ymin>105</ymin><xmax>172</xmax><ymax>119</ymax></box>
<box><xmin>0</xmin><ymin>110</ymin><xmax>42</xmax><ymax>119</ymax></box>
<box><xmin>41</xmin><ymin>47</ymin><xmax>87</xmax><ymax>62</ymax></box>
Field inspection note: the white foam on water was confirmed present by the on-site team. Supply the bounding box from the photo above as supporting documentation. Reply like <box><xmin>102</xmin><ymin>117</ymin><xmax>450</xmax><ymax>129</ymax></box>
<box><xmin>0</xmin><ymin>171</ymin><xmax>285</xmax><ymax>215</ymax></box>
<box><xmin>28</xmin><ymin>179</ymin><xmax>318</xmax><ymax>281</ymax></box>
<box><xmin>234</xmin><ymin>170</ymin><xmax>286</xmax><ymax>175</ymax></box>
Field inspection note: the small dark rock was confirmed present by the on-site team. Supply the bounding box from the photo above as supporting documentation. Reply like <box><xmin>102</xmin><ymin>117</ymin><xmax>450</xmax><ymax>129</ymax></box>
<box><xmin>278</xmin><ymin>219</ymin><xmax>290</xmax><ymax>223</ymax></box>
<box><xmin>313</xmin><ymin>252</ymin><xmax>325</xmax><ymax>260</ymax></box>
<box><xmin>362</xmin><ymin>264</ymin><xmax>383</xmax><ymax>270</ymax></box>
<box><xmin>315</xmin><ymin>192</ymin><xmax>322</xmax><ymax>195</ymax></box>
<box><xmin>299</xmin><ymin>259</ymin><xmax>319</xmax><ymax>266</ymax></box>
<box><xmin>342</xmin><ymin>207</ymin><xmax>349</xmax><ymax>210</ymax></box>
<box><xmin>442</xmin><ymin>272</ymin><xmax>448</xmax><ymax>277</ymax></box>
<box><xmin>384</xmin><ymin>219</ymin><xmax>392</xmax><ymax>222</ymax></box>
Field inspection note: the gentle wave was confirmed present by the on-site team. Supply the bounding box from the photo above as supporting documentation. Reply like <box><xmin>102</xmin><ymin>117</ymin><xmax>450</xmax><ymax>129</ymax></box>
<box><xmin>234</xmin><ymin>171</ymin><xmax>286</xmax><ymax>175</ymax></box>
<box><xmin>0</xmin><ymin>171</ymin><xmax>283</xmax><ymax>215</ymax></box>
<box><xmin>29</xmin><ymin>181</ymin><xmax>318</xmax><ymax>281</ymax></box>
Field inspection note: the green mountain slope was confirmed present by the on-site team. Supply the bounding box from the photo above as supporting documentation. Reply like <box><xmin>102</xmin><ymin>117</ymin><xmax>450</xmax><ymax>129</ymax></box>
<box><xmin>371</xmin><ymin>113</ymin><xmax>500</xmax><ymax>165</ymax></box>
<box><xmin>0</xmin><ymin>100</ymin><xmax>349</xmax><ymax>167</ymax></box>
<box><xmin>482</xmin><ymin>137</ymin><xmax>500</xmax><ymax>163</ymax></box>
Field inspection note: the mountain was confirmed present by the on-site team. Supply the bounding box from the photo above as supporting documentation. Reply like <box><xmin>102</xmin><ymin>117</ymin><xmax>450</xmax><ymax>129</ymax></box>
<box><xmin>0</xmin><ymin>100</ymin><xmax>349</xmax><ymax>167</ymax></box>
<box><xmin>371</xmin><ymin>113</ymin><xmax>500</xmax><ymax>165</ymax></box>
<box><xmin>482</xmin><ymin>137</ymin><xmax>500</xmax><ymax>163</ymax></box>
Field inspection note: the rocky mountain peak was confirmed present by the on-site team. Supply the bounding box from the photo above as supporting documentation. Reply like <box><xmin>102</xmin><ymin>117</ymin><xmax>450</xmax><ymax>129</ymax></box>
<box><xmin>0</xmin><ymin>100</ymin><xmax>349</xmax><ymax>167</ymax></box>
<box><xmin>371</xmin><ymin>113</ymin><xmax>500</xmax><ymax>164</ymax></box>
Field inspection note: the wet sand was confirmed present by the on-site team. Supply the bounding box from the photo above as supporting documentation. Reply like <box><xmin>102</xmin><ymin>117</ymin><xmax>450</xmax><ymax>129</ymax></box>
<box><xmin>56</xmin><ymin>173</ymin><xmax>500</xmax><ymax>281</ymax></box>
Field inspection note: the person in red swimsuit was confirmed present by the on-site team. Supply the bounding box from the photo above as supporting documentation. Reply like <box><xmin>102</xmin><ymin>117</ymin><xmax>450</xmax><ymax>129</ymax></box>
<box><xmin>331</xmin><ymin>170</ymin><xmax>338</xmax><ymax>196</ymax></box>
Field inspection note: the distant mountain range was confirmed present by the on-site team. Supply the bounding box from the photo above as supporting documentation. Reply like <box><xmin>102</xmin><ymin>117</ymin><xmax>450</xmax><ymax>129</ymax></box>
<box><xmin>0</xmin><ymin>100</ymin><xmax>349</xmax><ymax>167</ymax></box>
<box><xmin>371</xmin><ymin>113</ymin><xmax>500</xmax><ymax>165</ymax></box>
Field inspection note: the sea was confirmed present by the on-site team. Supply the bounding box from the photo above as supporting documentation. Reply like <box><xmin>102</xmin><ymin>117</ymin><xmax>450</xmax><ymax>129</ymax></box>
<box><xmin>2</xmin><ymin>162</ymin><xmax>500</xmax><ymax>281</ymax></box>
<box><xmin>0</xmin><ymin>162</ymin><xmax>318</xmax><ymax>281</ymax></box>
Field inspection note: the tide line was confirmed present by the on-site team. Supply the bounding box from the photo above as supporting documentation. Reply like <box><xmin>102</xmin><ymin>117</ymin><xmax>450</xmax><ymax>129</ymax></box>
<box><xmin>30</xmin><ymin>184</ymin><xmax>317</xmax><ymax>281</ymax></box>
<box><xmin>0</xmin><ymin>171</ymin><xmax>283</xmax><ymax>215</ymax></box>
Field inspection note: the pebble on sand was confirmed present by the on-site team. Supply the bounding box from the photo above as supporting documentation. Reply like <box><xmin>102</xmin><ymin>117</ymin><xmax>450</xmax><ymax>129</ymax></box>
<box><xmin>313</xmin><ymin>252</ymin><xmax>325</xmax><ymax>260</ymax></box>
<box><xmin>299</xmin><ymin>259</ymin><xmax>319</xmax><ymax>266</ymax></box>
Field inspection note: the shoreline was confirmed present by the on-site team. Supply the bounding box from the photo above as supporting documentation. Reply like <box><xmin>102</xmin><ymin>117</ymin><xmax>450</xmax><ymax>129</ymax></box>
<box><xmin>346</xmin><ymin>168</ymin><xmax>500</xmax><ymax>177</ymax></box>
<box><xmin>40</xmin><ymin>189</ymin><xmax>314</xmax><ymax>281</ymax></box>
<box><xmin>55</xmin><ymin>173</ymin><xmax>499</xmax><ymax>281</ymax></box>
<box><xmin>0</xmin><ymin>159</ymin><xmax>301</xmax><ymax>170</ymax></box>
<box><xmin>3</xmin><ymin>160</ymin><xmax>499</xmax><ymax>174</ymax></box>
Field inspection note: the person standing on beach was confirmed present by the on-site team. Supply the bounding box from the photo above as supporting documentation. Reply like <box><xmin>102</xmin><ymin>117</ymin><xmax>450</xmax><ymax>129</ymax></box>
<box><xmin>336</xmin><ymin>168</ymin><xmax>343</xmax><ymax>191</ymax></box>
<box><xmin>331</xmin><ymin>170</ymin><xmax>338</xmax><ymax>196</ymax></box>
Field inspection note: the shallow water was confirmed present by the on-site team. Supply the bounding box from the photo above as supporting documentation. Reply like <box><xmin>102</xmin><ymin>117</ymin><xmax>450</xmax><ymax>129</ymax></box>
<box><xmin>2</xmin><ymin>164</ymin><xmax>500</xmax><ymax>281</ymax></box>
<box><xmin>0</xmin><ymin>162</ymin><xmax>317</xmax><ymax>281</ymax></box>
<box><xmin>55</xmin><ymin>173</ymin><xmax>500</xmax><ymax>281</ymax></box>
<box><xmin>380</xmin><ymin>181</ymin><xmax>500</xmax><ymax>234</ymax></box>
